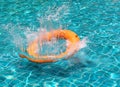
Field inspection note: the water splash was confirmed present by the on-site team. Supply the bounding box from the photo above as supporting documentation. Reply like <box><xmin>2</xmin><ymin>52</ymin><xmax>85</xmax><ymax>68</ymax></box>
<box><xmin>47</xmin><ymin>5</ymin><xmax>69</xmax><ymax>21</ymax></box>
<box><xmin>38</xmin><ymin>4</ymin><xmax>69</xmax><ymax>30</ymax></box>
<box><xmin>3</xmin><ymin>24</ymin><xmax>26</xmax><ymax>49</ymax></box>
<box><xmin>2</xmin><ymin>3</ymin><xmax>88</xmax><ymax>62</ymax></box>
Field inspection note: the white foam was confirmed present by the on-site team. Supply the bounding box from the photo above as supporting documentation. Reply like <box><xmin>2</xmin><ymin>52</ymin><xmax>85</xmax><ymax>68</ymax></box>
<box><xmin>78</xmin><ymin>37</ymin><xmax>88</xmax><ymax>49</ymax></box>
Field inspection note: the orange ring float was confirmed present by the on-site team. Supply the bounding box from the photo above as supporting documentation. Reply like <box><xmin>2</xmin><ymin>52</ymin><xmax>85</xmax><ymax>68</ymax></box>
<box><xmin>19</xmin><ymin>29</ymin><xmax>80</xmax><ymax>63</ymax></box>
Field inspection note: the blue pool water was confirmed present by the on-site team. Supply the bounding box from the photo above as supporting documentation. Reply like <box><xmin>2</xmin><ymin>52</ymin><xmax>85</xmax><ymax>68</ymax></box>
<box><xmin>0</xmin><ymin>0</ymin><xmax>120</xmax><ymax>87</ymax></box>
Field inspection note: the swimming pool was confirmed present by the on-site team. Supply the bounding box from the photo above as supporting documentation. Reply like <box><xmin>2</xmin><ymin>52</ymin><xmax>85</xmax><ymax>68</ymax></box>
<box><xmin>0</xmin><ymin>0</ymin><xmax>120</xmax><ymax>87</ymax></box>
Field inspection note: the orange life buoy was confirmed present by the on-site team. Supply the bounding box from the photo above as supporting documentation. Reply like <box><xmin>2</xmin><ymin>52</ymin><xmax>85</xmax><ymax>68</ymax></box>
<box><xmin>19</xmin><ymin>29</ymin><xmax>80</xmax><ymax>63</ymax></box>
